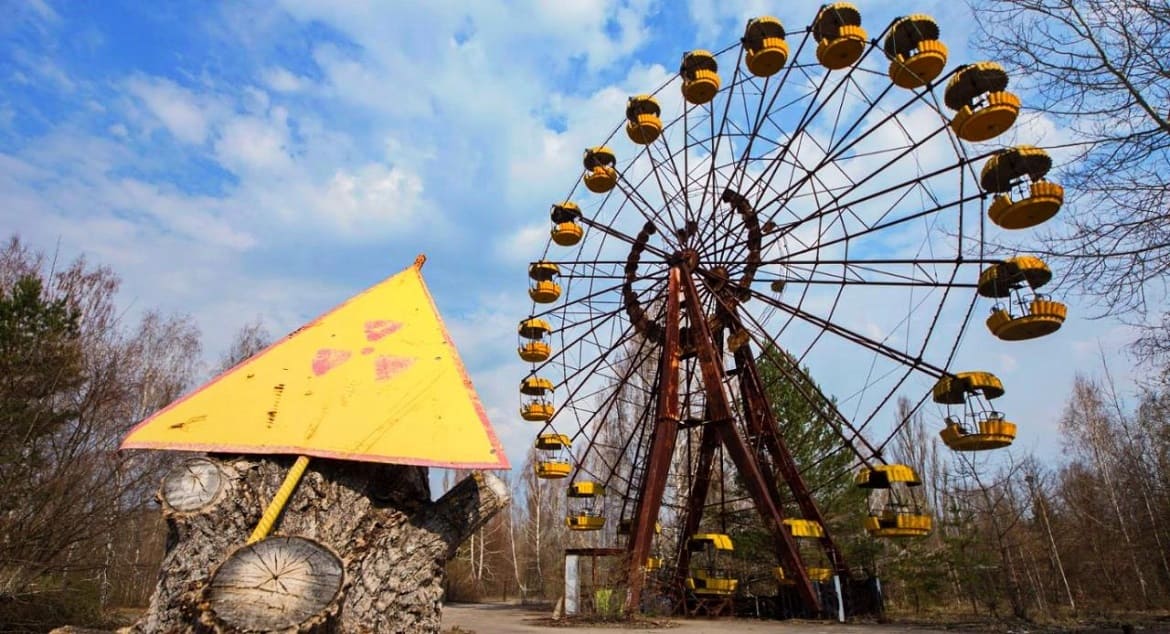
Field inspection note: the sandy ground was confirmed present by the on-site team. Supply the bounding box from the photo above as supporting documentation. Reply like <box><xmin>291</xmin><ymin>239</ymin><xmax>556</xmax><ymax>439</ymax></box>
<box><xmin>440</xmin><ymin>603</ymin><xmax>957</xmax><ymax>633</ymax></box>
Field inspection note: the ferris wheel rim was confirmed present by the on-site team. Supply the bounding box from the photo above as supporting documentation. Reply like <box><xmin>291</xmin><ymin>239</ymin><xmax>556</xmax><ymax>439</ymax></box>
<box><xmin>512</xmin><ymin>8</ymin><xmax>1066</xmax><ymax>568</ymax></box>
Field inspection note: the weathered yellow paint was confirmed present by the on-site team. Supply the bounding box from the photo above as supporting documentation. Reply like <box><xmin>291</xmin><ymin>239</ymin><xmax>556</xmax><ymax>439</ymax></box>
<box><xmin>782</xmin><ymin>518</ymin><xmax>826</xmax><ymax>539</ymax></box>
<box><xmin>688</xmin><ymin>533</ymin><xmax>734</xmax><ymax>551</ymax></box>
<box><xmin>121</xmin><ymin>256</ymin><xmax>509</xmax><ymax>469</ymax></box>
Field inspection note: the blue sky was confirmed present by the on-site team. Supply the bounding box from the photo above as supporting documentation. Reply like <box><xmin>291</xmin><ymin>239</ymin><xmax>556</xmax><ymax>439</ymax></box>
<box><xmin>0</xmin><ymin>0</ymin><xmax>1143</xmax><ymax>484</ymax></box>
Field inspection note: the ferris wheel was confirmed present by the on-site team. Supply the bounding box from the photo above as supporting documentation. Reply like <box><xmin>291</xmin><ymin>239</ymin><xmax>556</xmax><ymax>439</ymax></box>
<box><xmin>516</xmin><ymin>4</ymin><xmax>1066</xmax><ymax>617</ymax></box>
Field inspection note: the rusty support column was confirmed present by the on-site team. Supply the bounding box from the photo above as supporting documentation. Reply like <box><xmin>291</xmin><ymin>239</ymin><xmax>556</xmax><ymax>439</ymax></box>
<box><xmin>735</xmin><ymin>346</ymin><xmax>851</xmax><ymax>580</ymax></box>
<box><xmin>679</xmin><ymin>273</ymin><xmax>822</xmax><ymax>615</ymax></box>
<box><xmin>624</xmin><ymin>267</ymin><xmax>682</xmax><ymax>613</ymax></box>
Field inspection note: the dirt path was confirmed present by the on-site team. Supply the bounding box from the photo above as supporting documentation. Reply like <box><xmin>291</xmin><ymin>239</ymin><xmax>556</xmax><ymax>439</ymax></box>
<box><xmin>441</xmin><ymin>603</ymin><xmax>957</xmax><ymax>633</ymax></box>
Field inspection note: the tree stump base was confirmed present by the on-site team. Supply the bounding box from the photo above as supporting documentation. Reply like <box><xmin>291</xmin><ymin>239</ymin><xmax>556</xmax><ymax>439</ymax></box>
<box><xmin>204</xmin><ymin>536</ymin><xmax>344</xmax><ymax>631</ymax></box>
<box><xmin>127</xmin><ymin>455</ymin><xmax>508</xmax><ymax>633</ymax></box>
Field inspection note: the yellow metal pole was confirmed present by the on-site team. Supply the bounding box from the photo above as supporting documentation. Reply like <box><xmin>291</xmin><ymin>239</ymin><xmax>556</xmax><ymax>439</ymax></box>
<box><xmin>247</xmin><ymin>455</ymin><xmax>311</xmax><ymax>544</ymax></box>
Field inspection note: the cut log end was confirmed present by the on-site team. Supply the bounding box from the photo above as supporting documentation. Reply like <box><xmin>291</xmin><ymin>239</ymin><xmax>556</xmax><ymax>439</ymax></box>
<box><xmin>206</xmin><ymin>536</ymin><xmax>344</xmax><ymax>632</ymax></box>
<box><xmin>479</xmin><ymin>472</ymin><xmax>509</xmax><ymax>504</ymax></box>
<box><xmin>161</xmin><ymin>457</ymin><xmax>228</xmax><ymax>513</ymax></box>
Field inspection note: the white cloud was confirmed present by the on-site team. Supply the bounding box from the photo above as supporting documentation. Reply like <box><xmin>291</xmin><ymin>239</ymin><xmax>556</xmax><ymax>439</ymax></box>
<box><xmin>316</xmin><ymin>163</ymin><xmax>426</xmax><ymax>233</ymax></box>
<box><xmin>25</xmin><ymin>0</ymin><xmax>60</xmax><ymax>23</ymax></box>
<box><xmin>308</xmin><ymin>43</ymin><xmax>435</xmax><ymax>119</ymax></box>
<box><xmin>262</xmin><ymin>67</ymin><xmax>311</xmax><ymax>93</ymax></box>
<box><xmin>125</xmin><ymin>75</ymin><xmax>219</xmax><ymax>145</ymax></box>
<box><xmin>497</xmin><ymin>224</ymin><xmax>550</xmax><ymax>265</ymax></box>
<box><xmin>108</xmin><ymin>178</ymin><xmax>256</xmax><ymax>250</ymax></box>
<box><xmin>23</xmin><ymin>55</ymin><xmax>75</xmax><ymax>92</ymax></box>
<box><xmin>214</xmin><ymin>112</ymin><xmax>292</xmax><ymax>174</ymax></box>
<box><xmin>686</xmin><ymin>0</ymin><xmax>772</xmax><ymax>43</ymax></box>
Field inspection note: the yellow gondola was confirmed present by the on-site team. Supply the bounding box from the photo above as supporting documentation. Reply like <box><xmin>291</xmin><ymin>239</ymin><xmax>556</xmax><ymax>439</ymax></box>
<box><xmin>686</xmin><ymin>534</ymin><xmax>737</xmax><ymax>596</ymax></box>
<box><xmin>782</xmin><ymin>519</ymin><xmax>835</xmax><ymax>583</ymax></box>
<box><xmin>517</xmin><ymin>317</ymin><xmax>552</xmax><ymax>363</ymax></box>
<box><xmin>521</xmin><ymin>402</ymin><xmax>553</xmax><ymax>422</ymax></box>
<box><xmin>520</xmin><ymin>376</ymin><xmax>555</xmax><ymax>421</ymax></box>
<box><xmin>883</xmin><ymin>14</ymin><xmax>947</xmax><ymax>88</ymax></box>
<box><xmin>567</xmin><ymin>481</ymin><xmax>605</xmax><ymax>531</ymax></box>
<box><xmin>772</xmin><ymin>565</ymin><xmax>833</xmax><ymax>585</ymax></box>
<box><xmin>742</xmin><ymin>17</ymin><xmax>788</xmax><ymax>77</ymax></box>
<box><xmin>568</xmin><ymin>481</ymin><xmax>604</xmax><ymax>498</ymax></box>
<box><xmin>931</xmin><ymin>372</ymin><xmax>1018</xmax><ymax>451</ymax></box>
<box><xmin>782</xmin><ymin>518</ymin><xmax>825</xmax><ymax>539</ymax></box>
<box><xmin>944</xmin><ymin>62</ymin><xmax>1020</xmax><ymax>142</ymax></box>
<box><xmin>856</xmin><ymin>464</ymin><xmax>932</xmax><ymax>538</ymax></box>
<box><xmin>626</xmin><ymin>95</ymin><xmax>662</xmax><ymax>144</ymax></box>
<box><xmin>977</xmin><ymin>255</ymin><xmax>1052</xmax><ymax>297</ymax></box>
<box><xmin>864</xmin><ymin>511</ymin><xmax>933</xmax><ymax>537</ymax></box>
<box><xmin>582</xmin><ymin>146</ymin><xmax>618</xmax><ymax>193</ymax></box>
<box><xmin>528</xmin><ymin>260</ymin><xmax>561</xmax><ymax>304</ymax></box>
<box><xmin>534</xmin><ymin>433</ymin><xmax>571</xmax><ymax>479</ymax></box>
<box><xmin>854</xmin><ymin>463</ymin><xmax>921</xmax><ymax>489</ymax></box>
<box><xmin>940</xmin><ymin>414</ymin><xmax>1016</xmax><ymax>451</ymax></box>
<box><xmin>550</xmin><ymin>201</ymin><xmax>584</xmax><ymax>246</ymax></box>
<box><xmin>680</xmin><ymin>50</ymin><xmax>720</xmax><ymax>105</ymax></box>
<box><xmin>566</xmin><ymin>512</ymin><xmax>606</xmax><ymax>531</ymax></box>
<box><xmin>813</xmin><ymin>3</ymin><xmax>867</xmax><ymax>70</ymax></box>
<box><xmin>979</xmin><ymin>256</ymin><xmax>1067</xmax><ymax>340</ymax></box>
<box><xmin>932</xmin><ymin>371</ymin><xmax>1004</xmax><ymax>404</ymax></box>
<box><xmin>535</xmin><ymin>460</ymin><xmax>571</xmax><ymax>479</ymax></box>
<box><xmin>807</xmin><ymin>567</ymin><xmax>834</xmax><ymax>582</ymax></box>
<box><xmin>980</xmin><ymin>146</ymin><xmax>1064</xmax><ymax>230</ymax></box>
<box><xmin>534</xmin><ymin>433</ymin><xmax>570</xmax><ymax>451</ymax></box>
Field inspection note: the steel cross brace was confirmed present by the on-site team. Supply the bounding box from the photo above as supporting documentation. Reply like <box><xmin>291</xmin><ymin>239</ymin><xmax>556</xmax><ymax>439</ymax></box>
<box><xmin>678</xmin><ymin>271</ymin><xmax>822</xmax><ymax>614</ymax></box>
<box><xmin>624</xmin><ymin>267</ymin><xmax>682</xmax><ymax>613</ymax></box>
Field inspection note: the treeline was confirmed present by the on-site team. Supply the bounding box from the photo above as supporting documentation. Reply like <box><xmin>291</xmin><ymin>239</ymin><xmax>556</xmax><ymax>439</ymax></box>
<box><xmin>0</xmin><ymin>236</ymin><xmax>268</xmax><ymax>631</ymax></box>
<box><xmin>886</xmin><ymin>371</ymin><xmax>1170</xmax><ymax>618</ymax></box>
<box><xmin>444</xmin><ymin>368</ymin><xmax>1170</xmax><ymax>623</ymax></box>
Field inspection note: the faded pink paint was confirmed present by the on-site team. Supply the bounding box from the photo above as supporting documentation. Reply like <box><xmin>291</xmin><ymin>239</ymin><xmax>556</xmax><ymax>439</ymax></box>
<box><xmin>312</xmin><ymin>349</ymin><xmax>353</xmax><ymax>376</ymax></box>
<box><xmin>364</xmin><ymin>320</ymin><xmax>403</xmax><ymax>341</ymax></box>
<box><xmin>361</xmin><ymin>346</ymin><xmax>375</xmax><ymax>355</ymax></box>
<box><xmin>374</xmin><ymin>355</ymin><xmax>415</xmax><ymax>381</ymax></box>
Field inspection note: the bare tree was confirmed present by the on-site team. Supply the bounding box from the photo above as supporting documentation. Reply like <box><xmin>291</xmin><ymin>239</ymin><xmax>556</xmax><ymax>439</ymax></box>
<box><xmin>1022</xmin><ymin>463</ymin><xmax>1075</xmax><ymax>613</ymax></box>
<box><xmin>0</xmin><ymin>236</ymin><xmax>202</xmax><ymax>627</ymax></box>
<box><xmin>972</xmin><ymin>0</ymin><xmax>1170</xmax><ymax>358</ymax></box>
<box><xmin>218</xmin><ymin>317</ymin><xmax>271</xmax><ymax>372</ymax></box>
<box><xmin>448</xmin><ymin>469</ymin><xmax>512</xmax><ymax>600</ymax></box>
<box><xmin>1060</xmin><ymin>374</ymin><xmax>1153</xmax><ymax>605</ymax></box>
<box><xmin>517</xmin><ymin>447</ymin><xmax>568</xmax><ymax>598</ymax></box>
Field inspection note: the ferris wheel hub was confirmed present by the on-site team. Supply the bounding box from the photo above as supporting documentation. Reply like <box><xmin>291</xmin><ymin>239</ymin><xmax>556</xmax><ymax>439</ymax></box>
<box><xmin>669</xmin><ymin>248</ymin><xmax>701</xmax><ymax>272</ymax></box>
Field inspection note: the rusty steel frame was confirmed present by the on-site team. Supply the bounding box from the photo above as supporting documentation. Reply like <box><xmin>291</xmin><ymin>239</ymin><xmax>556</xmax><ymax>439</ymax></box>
<box><xmin>624</xmin><ymin>267</ymin><xmax>681</xmax><ymax>612</ymax></box>
<box><xmin>623</xmin><ymin>265</ymin><xmax>854</xmax><ymax>616</ymax></box>
<box><xmin>678</xmin><ymin>271</ymin><xmax>822</xmax><ymax>614</ymax></box>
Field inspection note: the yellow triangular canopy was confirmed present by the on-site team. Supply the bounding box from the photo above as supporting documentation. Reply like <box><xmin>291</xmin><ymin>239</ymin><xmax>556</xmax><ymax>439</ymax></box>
<box><xmin>121</xmin><ymin>255</ymin><xmax>508</xmax><ymax>469</ymax></box>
